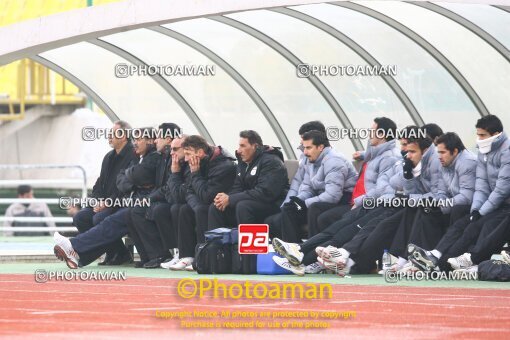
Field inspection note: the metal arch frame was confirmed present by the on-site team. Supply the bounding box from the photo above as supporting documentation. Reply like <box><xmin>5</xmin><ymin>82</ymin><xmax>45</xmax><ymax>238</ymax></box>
<box><xmin>3</xmin><ymin>0</ymin><xmax>508</xmax><ymax>66</ymax></box>
<box><xmin>30</xmin><ymin>55</ymin><xmax>119</xmax><ymax>122</ymax></box>
<box><xmin>149</xmin><ymin>26</ymin><xmax>296</xmax><ymax>159</ymax></box>
<box><xmin>333</xmin><ymin>2</ymin><xmax>490</xmax><ymax>117</ymax></box>
<box><xmin>271</xmin><ymin>7</ymin><xmax>425</xmax><ymax>126</ymax></box>
<box><xmin>492</xmin><ymin>5</ymin><xmax>510</xmax><ymax>14</ymax></box>
<box><xmin>209</xmin><ymin>15</ymin><xmax>364</xmax><ymax>151</ymax></box>
<box><xmin>411</xmin><ymin>2</ymin><xmax>510</xmax><ymax>63</ymax></box>
<box><xmin>90</xmin><ymin>39</ymin><xmax>215</xmax><ymax>144</ymax></box>
<box><xmin>0</xmin><ymin>0</ymin><xmax>337</xmax><ymax>66</ymax></box>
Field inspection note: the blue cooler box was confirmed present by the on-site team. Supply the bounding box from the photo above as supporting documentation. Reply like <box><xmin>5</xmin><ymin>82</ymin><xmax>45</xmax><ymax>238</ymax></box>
<box><xmin>257</xmin><ymin>251</ymin><xmax>292</xmax><ymax>275</ymax></box>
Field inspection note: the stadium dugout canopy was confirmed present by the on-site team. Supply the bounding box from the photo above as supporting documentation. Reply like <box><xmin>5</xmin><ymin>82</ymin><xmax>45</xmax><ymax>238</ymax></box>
<box><xmin>0</xmin><ymin>0</ymin><xmax>508</xmax><ymax>159</ymax></box>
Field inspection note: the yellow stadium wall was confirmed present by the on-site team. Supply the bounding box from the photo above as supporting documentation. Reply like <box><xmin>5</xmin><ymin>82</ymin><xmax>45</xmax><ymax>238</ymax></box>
<box><xmin>0</xmin><ymin>0</ymin><xmax>121</xmax><ymax>104</ymax></box>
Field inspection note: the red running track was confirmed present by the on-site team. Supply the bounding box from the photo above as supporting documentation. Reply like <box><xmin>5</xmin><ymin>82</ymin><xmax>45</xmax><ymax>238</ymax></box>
<box><xmin>0</xmin><ymin>274</ymin><xmax>509</xmax><ymax>339</ymax></box>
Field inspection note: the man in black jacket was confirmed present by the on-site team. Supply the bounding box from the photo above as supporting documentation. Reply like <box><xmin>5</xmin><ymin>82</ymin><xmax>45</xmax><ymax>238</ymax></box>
<box><xmin>168</xmin><ymin>135</ymin><xmax>236</xmax><ymax>271</ymax></box>
<box><xmin>208</xmin><ymin>130</ymin><xmax>289</xmax><ymax>229</ymax></box>
<box><xmin>129</xmin><ymin>123</ymin><xmax>180</xmax><ymax>268</ymax></box>
<box><xmin>72</xmin><ymin>120</ymin><xmax>136</xmax><ymax>265</ymax></box>
<box><xmin>53</xmin><ymin>128</ymin><xmax>160</xmax><ymax>269</ymax></box>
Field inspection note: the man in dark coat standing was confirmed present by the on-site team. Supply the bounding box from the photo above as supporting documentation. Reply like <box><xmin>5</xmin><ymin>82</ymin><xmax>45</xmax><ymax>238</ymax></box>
<box><xmin>72</xmin><ymin>120</ymin><xmax>136</xmax><ymax>265</ymax></box>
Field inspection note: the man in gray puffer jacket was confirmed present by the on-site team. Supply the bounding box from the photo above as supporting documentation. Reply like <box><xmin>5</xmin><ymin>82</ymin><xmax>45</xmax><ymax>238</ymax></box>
<box><xmin>284</xmin><ymin>121</ymin><xmax>355</xmax><ymax>234</ymax></box>
<box><xmin>351</xmin><ymin>126</ymin><xmax>403</xmax><ymax>208</ymax></box>
<box><xmin>407</xmin><ymin>132</ymin><xmax>476</xmax><ymax>271</ymax></box>
<box><xmin>265</xmin><ymin>130</ymin><xmax>357</xmax><ymax>243</ymax></box>
<box><xmin>285</xmin><ymin>121</ymin><xmax>328</xmax><ymax>201</ymax></box>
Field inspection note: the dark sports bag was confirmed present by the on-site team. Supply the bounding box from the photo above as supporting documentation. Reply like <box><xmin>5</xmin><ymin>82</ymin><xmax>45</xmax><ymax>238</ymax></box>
<box><xmin>193</xmin><ymin>228</ymin><xmax>233</xmax><ymax>274</ymax></box>
<box><xmin>478</xmin><ymin>259</ymin><xmax>510</xmax><ymax>282</ymax></box>
<box><xmin>230</xmin><ymin>228</ymin><xmax>258</xmax><ymax>274</ymax></box>
<box><xmin>231</xmin><ymin>249</ymin><xmax>257</xmax><ymax>274</ymax></box>
<box><xmin>205</xmin><ymin>228</ymin><xmax>234</xmax><ymax>244</ymax></box>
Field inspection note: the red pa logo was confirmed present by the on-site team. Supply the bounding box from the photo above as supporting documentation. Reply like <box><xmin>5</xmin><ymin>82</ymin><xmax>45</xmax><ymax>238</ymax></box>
<box><xmin>238</xmin><ymin>224</ymin><xmax>269</xmax><ymax>254</ymax></box>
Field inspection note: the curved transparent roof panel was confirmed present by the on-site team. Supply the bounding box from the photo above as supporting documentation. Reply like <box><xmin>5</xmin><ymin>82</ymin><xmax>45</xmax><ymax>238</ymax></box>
<box><xmin>291</xmin><ymin>3</ymin><xmax>482</xmax><ymax>146</ymax></box>
<box><xmin>358</xmin><ymin>1</ymin><xmax>510</xmax><ymax>127</ymax></box>
<box><xmin>436</xmin><ymin>2</ymin><xmax>510</xmax><ymax>49</ymax></box>
<box><xmin>163</xmin><ymin>18</ymin><xmax>356</xmax><ymax>156</ymax></box>
<box><xmin>39</xmin><ymin>42</ymin><xmax>198</xmax><ymax>134</ymax></box>
<box><xmin>100</xmin><ymin>28</ymin><xmax>283</xmax><ymax>157</ymax></box>
<box><xmin>226</xmin><ymin>9</ymin><xmax>414</xmax><ymax>138</ymax></box>
<box><xmin>16</xmin><ymin>1</ymin><xmax>508</xmax><ymax>155</ymax></box>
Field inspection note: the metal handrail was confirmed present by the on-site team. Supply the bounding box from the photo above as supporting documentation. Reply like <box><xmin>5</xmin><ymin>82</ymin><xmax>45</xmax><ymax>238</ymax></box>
<box><xmin>0</xmin><ymin>163</ymin><xmax>87</xmax><ymax>198</ymax></box>
<box><xmin>0</xmin><ymin>216</ymin><xmax>73</xmax><ymax>223</ymax></box>
<box><xmin>0</xmin><ymin>163</ymin><xmax>87</xmax><ymax>234</ymax></box>
<box><xmin>0</xmin><ymin>226</ymin><xmax>77</xmax><ymax>233</ymax></box>
<box><xmin>0</xmin><ymin>198</ymin><xmax>60</xmax><ymax>204</ymax></box>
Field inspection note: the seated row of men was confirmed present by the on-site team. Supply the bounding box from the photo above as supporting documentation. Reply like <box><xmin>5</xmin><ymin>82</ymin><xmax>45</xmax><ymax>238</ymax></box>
<box><xmin>52</xmin><ymin>115</ymin><xmax>510</xmax><ymax>276</ymax></box>
<box><xmin>273</xmin><ymin>115</ymin><xmax>510</xmax><ymax>276</ymax></box>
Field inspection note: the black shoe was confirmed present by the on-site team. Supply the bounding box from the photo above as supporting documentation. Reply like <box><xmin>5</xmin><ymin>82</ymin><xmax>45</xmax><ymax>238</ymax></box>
<box><xmin>408</xmin><ymin>244</ymin><xmax>438</xmax><ymax>272</ymax></box>
<box><xmin>134</xmin><ymin>260</ymin><xmax>148</xmax><ymax>268</ymax></box>
<box><xmin>143</xmin><ymin>257</ymin><xmax>166</xmax><ymax>269</ymax></box>
<box><xmin>98</xmin><ymin>252</ymin><xmax>115</xmax><ymax>266</ymax></box>
<box><xmin>107</xmin><ymin>251</ymin><xmax>133</xmax><ymax>265</ymax></box>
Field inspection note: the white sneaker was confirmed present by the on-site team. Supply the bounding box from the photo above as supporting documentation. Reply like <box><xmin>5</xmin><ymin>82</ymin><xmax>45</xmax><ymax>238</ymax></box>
<box><xmin>386</xmin><ymin>261</ymin><xmax>405</xmax><ymax>273</ymax></box>
<box><xmin>501</xmin><ymin>251</ymin><xmax>510</xmax><ymax>265</ymax></box>
<box><xmin>304</xmin><ymin>262</ymin><xmax>325</xmax><ymax>274</ymax></box>
<box><xmin>448</xmin><ymin>253</ymin><xmax>473</xmax><ymax>270</ymax></box>
<box><xmin>53</xmin><ymin>232</ymin><xmax>79</xmax><ymax>269</ymax></box>
<box><xmin>316</xmin><ymin>245</ymin><xmax>338</xmax><ymax>259</ymax></box>
<box><xmin>272</xmin><ymin>256</ymin><xmax>305</xmax><ymax>276</ymax></box>
<box><xmin>169</xmin><ymin>257</ymin><xmax>194</xmax><ymax>271</ymax></box>
<box><xmin>317</xmin><ymin>256</ymin><xmax>350</xmax><ymax>277</ymax></box>
<box><xmin>385</xmin><ymin>264</ymin><xmax>398</xmax><ymax>273</ymax></box>
<box><xmin>319</xmin><ymin>246</ymin><xmax>348</xmax><ymax>267</ymax></box>
<box><xmin>315</xmin><ymin>245</ymin><xmax>332</xmax><ymax>259</ymax></box>
<box><xmin>272</xmin><ymin>238</ymin><xmax>303</xmax><ymax>266</ymax></box>
<box><xmin>184</xmin><ymin>264</ymin><xmax>195</xmax><ymax>272</ymax></box>
<box><xmin>397</xmin><ymin>261</ymin><xmax>419</xmax><ymax>273</ymax></box>
<box><xmin>161</xmin><ymin>256</ymin><xmax>180</xmax><ymax>269</ymax></box>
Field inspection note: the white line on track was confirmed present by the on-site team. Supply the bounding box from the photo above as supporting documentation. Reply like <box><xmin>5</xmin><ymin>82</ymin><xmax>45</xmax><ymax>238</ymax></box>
<box><xmin>29</xmin><ymin>311</ymin><xmax>82</xmax><ymax>315</ymax></box>
<box><xmin>424</xmin><ymin>297</ymin><xmax>474</xmax><ymax>301</ymax></box>
<box><xmin>130</xmin><ymin>307</ymin><xmax>180</xmax><ymax>311</ymax></box>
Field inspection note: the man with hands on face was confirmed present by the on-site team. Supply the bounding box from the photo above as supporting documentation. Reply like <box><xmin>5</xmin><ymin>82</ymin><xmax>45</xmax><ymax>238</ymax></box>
<box><xmin>208</xmin><ymin>130</ymin><xmax>289</xmax><ymax>229</ymax></box>
<box><xmin>129</xmin><ymin>123</ymin><xmax>180</xmax><ymax>269</ymax></box>
<box><xmin>168</xmin><ymin>135</ymin><xmax>236</xmax><ymax>271</ymax></box>
<box><xmin>377</xmin><ymin>127</ymin><xmax>445</xmax><ymax>272</ymax></box>
<box><xmin>159</xmin><ymin>136</ymin><xmax>189</xmax><ymax>269</ymax></box>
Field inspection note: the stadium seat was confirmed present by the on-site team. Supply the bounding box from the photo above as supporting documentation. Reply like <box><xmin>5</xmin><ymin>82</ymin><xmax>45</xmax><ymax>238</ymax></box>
<box><xmin>284</xmin><ymin>160</ymin><xmax>299</xmax><ymax>184</ymax></box>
